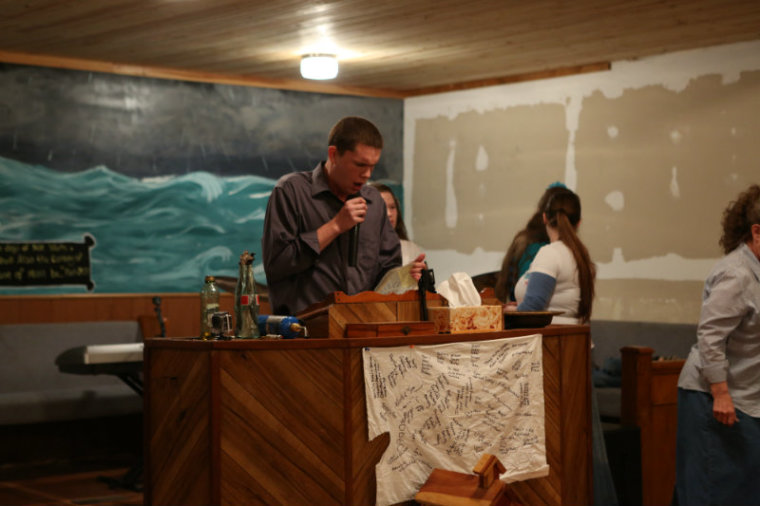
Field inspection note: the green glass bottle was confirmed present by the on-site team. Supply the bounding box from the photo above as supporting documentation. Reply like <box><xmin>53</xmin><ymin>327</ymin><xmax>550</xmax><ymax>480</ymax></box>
<box><xmin>200</xmin><ymin>275</ymin><xmax>220</xmax><ymax>340</ymax></box>
<box><xmin>234</xmin><ymin>251</ymin><xmax>261</xmax><ymax>339</ymax></box>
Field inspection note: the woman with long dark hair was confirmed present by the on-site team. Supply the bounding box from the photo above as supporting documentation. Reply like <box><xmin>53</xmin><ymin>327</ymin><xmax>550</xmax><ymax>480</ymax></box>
<box><xmin>505</xmin><ymin>188</ymin><xmax>617</xmax><ymax>504</ymax></box>
<box><xmin>495</xmin><ymin>183</ymin><xmax>571</xmax><ymax>302</ymax></box>
<box><xmin>674</xmin><ymin>184</ymin><xmax>760</xmax><ymax>505</ymax></box>
<box><xmin>510</xmin><ymin>189</ymin><xmax>596</xmax><ymax>324</ymax></box>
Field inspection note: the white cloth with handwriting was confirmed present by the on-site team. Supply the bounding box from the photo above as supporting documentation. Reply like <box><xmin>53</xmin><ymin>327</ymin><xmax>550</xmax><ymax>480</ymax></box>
<box><xmin>363</xmin><ymin>334</ymin><xmax>548</xmax><ymax>506</ymax></box>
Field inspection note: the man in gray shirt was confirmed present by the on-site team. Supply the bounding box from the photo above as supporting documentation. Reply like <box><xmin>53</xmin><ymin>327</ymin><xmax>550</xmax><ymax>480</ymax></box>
<box><xmin>262</xmin><ymin>116</ymin><xmax>425</xmax><ymax>315</ymax></box>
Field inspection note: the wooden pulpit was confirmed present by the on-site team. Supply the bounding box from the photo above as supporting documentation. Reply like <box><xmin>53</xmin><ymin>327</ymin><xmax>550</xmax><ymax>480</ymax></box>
<box><xmin>144</xmin><ymin>292</ymin><xmax>592</xmax><ymax>506</ymax></box>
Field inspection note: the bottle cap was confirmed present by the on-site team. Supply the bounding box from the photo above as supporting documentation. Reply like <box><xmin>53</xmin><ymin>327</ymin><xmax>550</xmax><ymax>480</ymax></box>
<box><xmin>205</xmin><ymin>275</ymin><xmax>215</xmax><ymax>282</ymax></box>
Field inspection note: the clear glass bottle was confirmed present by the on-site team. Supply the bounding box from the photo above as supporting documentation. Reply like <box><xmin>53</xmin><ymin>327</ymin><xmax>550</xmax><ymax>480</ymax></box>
<box><xmin>200</xmin><ymin>275</ymin><xmax>220</xmax><ymax>340</ymax></box>
<box><xmin>234</xmin><ymin>251</ymin><xmax>260</xmax><ymax>338</ymax></box>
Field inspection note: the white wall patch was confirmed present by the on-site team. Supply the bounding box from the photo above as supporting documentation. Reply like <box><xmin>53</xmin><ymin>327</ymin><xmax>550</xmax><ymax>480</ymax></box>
<box><xmin>475</xmin><ymin>144</ymin><xmax>489</xmax><ymax>171</ymax></box>
<box><xmin>670</xmin><ymin>166</ymin><xmax>681</xmax><ymax>198</ymax></box>
<box><xmin>605</xmin><ymin>191</ymin><xmax>625</xmax><ymax>211</ymax></box>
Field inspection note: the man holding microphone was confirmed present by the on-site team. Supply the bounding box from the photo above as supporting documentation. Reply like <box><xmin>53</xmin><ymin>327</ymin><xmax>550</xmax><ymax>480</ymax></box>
<box><xmin>262</xmin><ymin>116</ymin><xmax>425</xmax><ymax>315</ymax></box>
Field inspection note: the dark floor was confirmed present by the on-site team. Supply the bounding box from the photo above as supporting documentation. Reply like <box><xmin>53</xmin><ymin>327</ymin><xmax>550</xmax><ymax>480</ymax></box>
<box><xmin>0</xmin><ymin>467</ymin><xmax>142</xmax><ymax>506</ymax></box>
<box><xmin>0</xmin><ymin>414</ymin><xmax>143</xmax><ymax>505</ymax></box>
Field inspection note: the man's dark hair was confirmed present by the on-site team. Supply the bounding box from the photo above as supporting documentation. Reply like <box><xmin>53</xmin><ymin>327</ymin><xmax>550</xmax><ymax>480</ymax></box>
<box><xmin>328</xmin><ymin>116</ymin><xmax>383</xmax><ymax>154</ymax></box>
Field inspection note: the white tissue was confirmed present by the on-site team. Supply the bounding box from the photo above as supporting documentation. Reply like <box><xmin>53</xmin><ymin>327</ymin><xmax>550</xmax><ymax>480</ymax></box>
<box><xmin>436</xmin><ymin>272</ymin><xmax>481</xmax><ymax>308</ymax></box>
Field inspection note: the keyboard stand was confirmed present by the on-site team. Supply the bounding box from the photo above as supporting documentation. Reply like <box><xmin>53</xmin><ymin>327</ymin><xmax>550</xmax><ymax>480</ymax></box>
<box><xmin>55</xmin><ymin>342</ymin><xmax>145</xmax><ymax>491</ymax></box>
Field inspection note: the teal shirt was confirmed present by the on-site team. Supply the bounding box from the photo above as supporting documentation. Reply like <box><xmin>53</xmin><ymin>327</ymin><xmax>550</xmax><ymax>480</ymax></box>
<box><xmin>517</xmin><ymin>242</ymin><xmax>547</xmax><ymax>279</ymax></box>
<box><xmin>509</xmin><ymin>241</ymin><xmax>547</xmax><ymax>301</ymax></box>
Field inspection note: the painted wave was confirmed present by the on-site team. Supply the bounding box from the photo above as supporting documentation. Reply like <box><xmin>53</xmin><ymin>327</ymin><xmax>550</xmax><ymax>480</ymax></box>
<box><xmin>0</xmin><ymin>156</ymin><xmax>275</xmax><ymax>293</ymax></box>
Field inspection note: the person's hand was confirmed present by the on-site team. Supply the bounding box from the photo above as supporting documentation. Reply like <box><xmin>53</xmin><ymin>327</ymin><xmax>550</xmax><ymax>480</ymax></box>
<box><xmin>502</xmin><ymin>302</ymin><xmax>518</xmax><ymax>313</ymax></box>
<box><xmin>711</xmin><ymin>382</ymin><xmax>738</xmax><ymax>426</ymax></box>
<box><xmin>409</xmin><ymin>253</ymin><xmax>426</xmax><ymax>281</ymax></box>
<box><xmin>334</xmin><ymin>197</ymin><xmax>367</xmax><ymax>233</ymax></box>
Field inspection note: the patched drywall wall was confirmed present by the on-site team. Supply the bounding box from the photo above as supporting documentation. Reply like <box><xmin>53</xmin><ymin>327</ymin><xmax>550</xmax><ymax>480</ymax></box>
<box><xmin>411</xmin><ymin>106</ymin><xmax>566</xmax><ymax>252</ymax></box>
<box><xmin>404</xmin><ymin>40</ymin><xmax>760</xmax><ymax>323</ymax></box>
<box><xmin>578</xmin><ymin>72</ymin><xmax>760</xmax><ymax>263</ymax></box>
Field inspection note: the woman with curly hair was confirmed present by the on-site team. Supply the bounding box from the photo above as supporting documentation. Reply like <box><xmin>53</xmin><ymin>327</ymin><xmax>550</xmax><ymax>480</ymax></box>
<box><xmin>675</xmin><ymin>184</ymin><xmax>760</xmax><ymax>505</ymax></box>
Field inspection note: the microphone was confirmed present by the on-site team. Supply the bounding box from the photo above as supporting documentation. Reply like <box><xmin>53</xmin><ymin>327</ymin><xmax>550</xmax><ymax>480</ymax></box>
<box><xmin>347</xmin><ymin>194</ymin><xmax>361</xmax><ymax>267</ymax></box>
<box><xmin>348</xmin><ymin>224</ymin><xmax>360</xmax><ymax>267</ymax></box>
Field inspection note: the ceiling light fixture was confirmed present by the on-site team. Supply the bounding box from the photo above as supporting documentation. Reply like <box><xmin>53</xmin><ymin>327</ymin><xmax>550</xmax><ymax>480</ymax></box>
<box><xmin>300</xmin><ymin>54</ymin><xmax>338</xmax><ymax>80</ymax></box>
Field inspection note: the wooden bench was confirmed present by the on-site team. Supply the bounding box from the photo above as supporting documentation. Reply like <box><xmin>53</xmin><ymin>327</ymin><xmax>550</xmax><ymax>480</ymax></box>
<box><xmin>621</xmin><ymin>345</ymin><xmax>685</xmax><ymax>506</ymax></box>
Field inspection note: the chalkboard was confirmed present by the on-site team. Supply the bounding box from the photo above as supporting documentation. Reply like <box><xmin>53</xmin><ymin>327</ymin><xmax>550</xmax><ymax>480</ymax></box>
<box><xmin>0</xmin><ymin>235</ymin><xmax>95</xmax><ymax>290</ymax></box>
<box><xmin>0</xmin><ymin>63</ymin><xmax>403</xmax><ymax>181</ymax></box>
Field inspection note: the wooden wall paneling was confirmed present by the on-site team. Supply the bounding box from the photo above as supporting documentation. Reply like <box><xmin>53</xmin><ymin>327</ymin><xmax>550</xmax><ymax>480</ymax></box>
<box><xmin>219</xmin><ymin>347</ymin><xmax>346</xmax><ymax>506</ymax></box>
<box><xmin>146</xmin><ymin>347</ymin><xmax>212</xmax><ymax>506</ymax></box>
<box><xmin>18</xmin><ymin>297</ymin><xmax>52</xmax><ymax>322</ymax></box>
<box><xmin>0</xmin><ymin>293</ymin><xmax>246</xmax><ymax>338</ymax></box>
<box><xmin>160</xmin><ymin>295</ymin><xmax>199</xmax><ymax>337</ymax></box>
<box><xmin>47</xmin><ymin>296</ymin><xmax>83</xmax><ymax>322</ymax></box>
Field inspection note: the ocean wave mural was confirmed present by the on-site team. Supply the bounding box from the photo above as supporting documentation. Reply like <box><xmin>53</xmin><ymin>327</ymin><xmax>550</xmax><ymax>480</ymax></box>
<box><xmin>0</xmin><ymin>63</ymin><xmax>403</xmax><ymax>294</ymax></box>
<box><xmin>0</xmin><ymin>156</ymin><xmax>275</xmax><ymax>293</ymax></box>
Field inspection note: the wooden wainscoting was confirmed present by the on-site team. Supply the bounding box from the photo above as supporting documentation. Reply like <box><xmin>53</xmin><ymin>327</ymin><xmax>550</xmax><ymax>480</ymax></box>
<box><xmin>0</xmin><ymin>293</ymin><xmax>271</xmax><ymax>337</ymax></box>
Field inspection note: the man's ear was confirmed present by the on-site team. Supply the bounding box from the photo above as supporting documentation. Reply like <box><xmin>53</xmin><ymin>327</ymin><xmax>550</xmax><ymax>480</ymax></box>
<box><xmin>327</xmin><ymin>145</ymin><xmax>338</xmax><ymax>165</ymax></box>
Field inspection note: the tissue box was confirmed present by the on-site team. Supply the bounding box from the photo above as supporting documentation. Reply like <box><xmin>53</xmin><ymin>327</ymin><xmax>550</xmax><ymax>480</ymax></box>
<box><xmin>428</xmin><ymin>305</ymin><xmax>503</xmax><ymax>334</ymax></box>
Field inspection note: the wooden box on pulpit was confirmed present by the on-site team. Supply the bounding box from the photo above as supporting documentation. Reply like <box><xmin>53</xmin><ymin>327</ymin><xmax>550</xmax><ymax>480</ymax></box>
<box><xmin>296</xmin><ymin>290</ymin><xmax>446</xmax><ymax>338</ymax></box>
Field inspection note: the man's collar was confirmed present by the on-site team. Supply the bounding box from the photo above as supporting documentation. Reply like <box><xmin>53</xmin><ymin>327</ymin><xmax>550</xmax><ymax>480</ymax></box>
<box><xmin>311</xmin><ymin>162</ymin><xmax>332</xmax><ymax>197</ymax></box>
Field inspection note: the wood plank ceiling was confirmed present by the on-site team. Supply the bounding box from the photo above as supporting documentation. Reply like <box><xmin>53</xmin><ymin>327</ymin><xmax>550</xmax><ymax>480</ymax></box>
<box><xmin>1</xmin><ymin>0</ymin><xmax>759</xmax><ymax>98</ymax></box>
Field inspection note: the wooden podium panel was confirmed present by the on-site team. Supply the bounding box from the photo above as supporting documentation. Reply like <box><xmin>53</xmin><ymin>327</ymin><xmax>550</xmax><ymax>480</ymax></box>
<box><xmin>146</xmin><ymin>348</ymin><xmax>212</xmax><ymax>506</ymax></box>
<box><xmin>144</xmin><ymin>326</ymin><xmax>591</xmax><ymax>506</ymax></box>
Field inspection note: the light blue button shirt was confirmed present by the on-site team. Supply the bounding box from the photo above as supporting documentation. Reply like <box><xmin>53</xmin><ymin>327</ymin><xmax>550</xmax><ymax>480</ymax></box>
<box><xmin>678</xmin><ymin>243</ymin><xmax>760</xmax><ymax>416</ymax></box>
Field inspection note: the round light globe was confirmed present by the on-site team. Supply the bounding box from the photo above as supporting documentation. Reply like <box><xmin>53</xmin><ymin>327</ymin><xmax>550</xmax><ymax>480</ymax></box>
<box><xmin>300</xmin><ymin>54</ymin><xmax>339</xmax><ymax>80</ymax></box>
